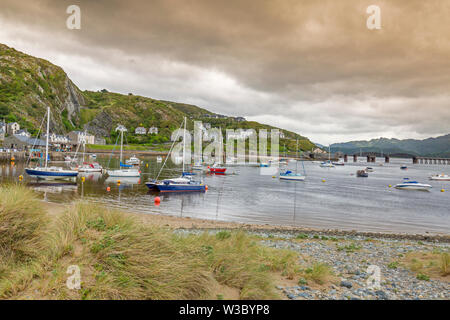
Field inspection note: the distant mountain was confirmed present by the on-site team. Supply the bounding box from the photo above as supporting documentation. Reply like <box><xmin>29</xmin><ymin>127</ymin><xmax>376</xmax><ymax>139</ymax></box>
<box><xmin>0</xmin><ymin>43</ymin><xmax>315</xmax><ymax>150</ymax></box>
<box><xmin>331</xmin><ymin>135</ymin><xmax>450</xmax><ymax>157</ymax></box>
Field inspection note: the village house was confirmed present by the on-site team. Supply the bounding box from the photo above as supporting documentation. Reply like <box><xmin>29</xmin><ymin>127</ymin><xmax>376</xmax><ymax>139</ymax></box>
<box><xmin>148</xmin><ymin>126</ymin><xmax>158</xmax><ymax>134</ymax></box>
<box><xmin>3</xmin><ymin>134</ymin><xmax>47</xmax><ymax>151</ymax></box>
<box><xmin>7</xmin><ymin>122</ymin><xmax>20</xmax><ymax>135</ymax></box>
<box><xmin>68</xmin><ymin>131</ymin><xmax>95</xmax><ymax>145</ymax></box>
<box><xmin>313</xmin><ymin>147</ymin><xmax>326</xmax><ymax>154</ymax></box>
<box><xmin>0</xmin><ymin>121</ymin><xmax>6</xmax><ymax>133</ymax></box>
<box><xmin>16</xmin><ymin>129</ymin><xmax>31</xmax><ymax>138</ymax></box>
<box><xmin>135</xmin><ymin>127</ymin><xmax>147</xmax><ymax>135</ymax></box>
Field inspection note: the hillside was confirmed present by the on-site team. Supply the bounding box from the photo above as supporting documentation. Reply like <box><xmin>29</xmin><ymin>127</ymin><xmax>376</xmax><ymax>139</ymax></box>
<box><xmin>0</xmin><ymin>43</ymin><xmax>315</xmax><ymax>151</ymax></box>
<box><xmin>331</xmin><ymin>135</ymin><xmax>450</xmax><ymax>157</ymax></box>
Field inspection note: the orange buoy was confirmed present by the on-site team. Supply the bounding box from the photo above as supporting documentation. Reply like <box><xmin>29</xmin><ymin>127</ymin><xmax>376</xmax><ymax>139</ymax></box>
<box><xmin>117</xmin><ymin>180</ymin><xmax>121</xmax><ymax>186</ymax></box>
<box><xmin>205</xmin><ymin>185</ymin><xmax>208</xmax><ymax>190</ymax></box>
<box><xmin>154</xmin><ymin>196</ymin><xmax>161</xmax><ymax>205</ymax></box>
<box><xmin>106</xmin><ymin>186</ymin><xmax>111</xmax><ymax>192</ymax></box>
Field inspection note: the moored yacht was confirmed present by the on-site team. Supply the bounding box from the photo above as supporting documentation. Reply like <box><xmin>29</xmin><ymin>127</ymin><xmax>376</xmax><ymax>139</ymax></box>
<box><xmin>429</xmin><ymin>174</ymin><xmax>450</xmax><ymax>181</ymax></box>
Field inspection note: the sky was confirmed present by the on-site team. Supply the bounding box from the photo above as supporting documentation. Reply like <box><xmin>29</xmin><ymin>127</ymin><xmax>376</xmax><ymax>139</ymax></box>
<box><xmin>0</xmin><ymin>0</ymin><xmax>449</xmax><ymax>145</ymax></box>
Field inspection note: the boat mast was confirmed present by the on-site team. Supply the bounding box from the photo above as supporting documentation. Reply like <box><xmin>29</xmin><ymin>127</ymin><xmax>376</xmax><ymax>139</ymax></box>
<box><xmin>120</xmin><ymin>128</ymin><xmax>123</xmax><ymax>163</ymax></box>
<box><xmin>45</xmin><ymin>107</ymin><xmax>50</xmax><ymax>168</ymax></box>
<box><xmin>83</xmin><ymin>130</ymin><xmax>86</xmax><ymax>163</ymax></box>
<box><xmin>182</xmin><ymin>117</ymin><xmax>186</xmax><ymax>172</ymax></box>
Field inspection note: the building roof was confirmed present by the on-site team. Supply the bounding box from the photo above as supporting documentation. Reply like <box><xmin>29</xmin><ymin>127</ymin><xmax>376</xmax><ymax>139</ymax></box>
<box><xmin>12</xmin><ymin>134</ymin><xmax>47</xmax><ymax>146</ymax></box>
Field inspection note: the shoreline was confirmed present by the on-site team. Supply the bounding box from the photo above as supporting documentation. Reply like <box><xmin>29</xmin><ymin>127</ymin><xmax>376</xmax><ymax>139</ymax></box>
<box><xmin>43</xmin><ymin>201</ymin><xmax>450</xmax><ymax>243</ymax></box>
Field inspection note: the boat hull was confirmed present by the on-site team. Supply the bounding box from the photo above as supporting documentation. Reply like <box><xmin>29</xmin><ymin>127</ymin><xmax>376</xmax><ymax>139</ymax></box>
<box><xmin>106</xmin><ymin>169</ymin><xmax>140</xmax><ymax>177</ymax></box>
<box><xmin>156</xmin><ymin>184</ymin><xmax>206</xmax><ymax>192</ymax></box>
<box><xmin>209</xmin><ymin>168</ymin><xmax>227</xmax><ymax>173</ymax></box>
<box><xmin>25</xmin><ymin>168</ymin><xmax>78</xmax><ymax>180</ymax></box>
<box><xmin>394</xmin><ymin>184</ymin><xmax>432</xmax><ymax>191</ymax></box>
<box><xmin>279</xmin><ymin>175</ymin><xmax>305</xmax><ymax>181</ymax></box>
<box><xmin>429</xmin><ymin>176</ymin><xmax>450</xmax><ymax>181</ymax></box>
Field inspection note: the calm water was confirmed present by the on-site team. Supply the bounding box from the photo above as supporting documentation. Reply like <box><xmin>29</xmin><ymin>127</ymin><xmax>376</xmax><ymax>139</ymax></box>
<box><xmin>2</xmin><ymin>157</ymin><xmax>449</xmax><ymax>235</ymax></box>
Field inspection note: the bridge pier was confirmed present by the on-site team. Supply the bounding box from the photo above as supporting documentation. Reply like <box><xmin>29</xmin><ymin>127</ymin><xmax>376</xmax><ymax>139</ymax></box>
<box><xmin>353</xmin><ymin>155</ymin><xmax>357</xmax><ymax>162</ymax></box>
<box><xmin>385</xmin><ymin>156</ymin><xmax>390</xmax><ymax>163</ymax></box>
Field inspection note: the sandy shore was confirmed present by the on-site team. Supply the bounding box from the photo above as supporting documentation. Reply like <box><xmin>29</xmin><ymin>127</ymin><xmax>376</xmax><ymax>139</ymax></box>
<box><xmin>43</xmin><ymin>200</ymin><xmax>450</xmax><ymax>243</ymax></box>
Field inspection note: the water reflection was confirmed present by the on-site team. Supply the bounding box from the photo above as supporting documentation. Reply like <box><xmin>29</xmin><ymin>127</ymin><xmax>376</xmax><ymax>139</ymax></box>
<box><xmin>0</xmin><ymin>156</ymin><xmax>449</xmax><ymax>234</ymax></box>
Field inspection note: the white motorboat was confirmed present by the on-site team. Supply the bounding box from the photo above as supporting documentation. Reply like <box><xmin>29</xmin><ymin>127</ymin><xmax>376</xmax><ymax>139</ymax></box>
<box><xmin>394</xmin><ymin>179</ymin><xmax>432</xmax><ymax>191</ymax></box>
<box><xmin>365</xmin><ymin>167</ymin><xmax>374</xmax><ymax>172</ymax></box>
<box><xmin>429</xmin><ymin>174</ymin><xmax>450</xmax><ymax>181</ymax></box>
<box><xmin>156</xmin><ymin>156</ymin><xmax>163</xmax><ymax>163</ymax></box>
<box><xmin>125</xmin><ymin>155</ymin><xmax>141</xmax><ymax>165</ymax></box>
<box><xmin>332</xmin><ymin>160</ymin><xmax>345</xmax><ymax>166</ymax></box>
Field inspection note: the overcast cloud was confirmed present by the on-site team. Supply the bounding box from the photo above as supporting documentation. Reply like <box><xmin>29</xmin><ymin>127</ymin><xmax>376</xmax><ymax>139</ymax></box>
<box><xmin>0</xmin><ymin>0</ymin><xmax>449</xmax><ymax>144</ymax></box>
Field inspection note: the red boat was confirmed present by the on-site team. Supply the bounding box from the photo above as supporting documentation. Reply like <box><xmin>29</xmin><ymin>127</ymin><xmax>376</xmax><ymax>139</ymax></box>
<box><xmin>208</xmin><ymin>165</ymin><xmax>227</xmax><ymax>174</ymax></box>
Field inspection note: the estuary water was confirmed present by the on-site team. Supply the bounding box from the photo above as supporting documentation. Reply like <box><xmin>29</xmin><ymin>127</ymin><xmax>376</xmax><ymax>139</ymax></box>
<box><xmin>2</xmin><ymin>157</ymin><xmax>449</xmax><ymax>235</ymax></box>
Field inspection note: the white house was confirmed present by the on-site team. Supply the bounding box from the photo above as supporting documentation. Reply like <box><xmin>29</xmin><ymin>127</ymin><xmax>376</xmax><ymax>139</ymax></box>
<box><xmin>68</xmin><ymin>131</ymin><xmax>95</xmax><ymax>145</ymax></box>
<box><xmin>16</xmin><ymin>129</ymin><xmax>31</xmax><ymax>138</ymax></box>
<box><xmin>148</xmin><ymin>126</ymin><xmax>158</xmax><ymax>134</ymax></box>
<box><xmin>135</xmin><ymin>127</ymin><xmax>147</xmax><ymax>135</ymax></box>
<box><xmin>7</xmin><ymin>122</ymin><xmax>20</xmax><ymax>134</ymax></box>
<box><xmin>279</xmin><ymin>131</ymin><xmax>285</xmax><ymax>139</ymax></box>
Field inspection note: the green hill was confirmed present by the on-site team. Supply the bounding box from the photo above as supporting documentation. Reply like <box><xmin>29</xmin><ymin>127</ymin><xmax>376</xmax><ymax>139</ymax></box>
<box><xmin>331</xmin><ymin>135</ymin><xmax>450</xmax><ymax>157</ymax></box>
<box><xmin>0</xmin><ymin>43</ymin><xmax>315</xmax><ymax>151</ymax></box>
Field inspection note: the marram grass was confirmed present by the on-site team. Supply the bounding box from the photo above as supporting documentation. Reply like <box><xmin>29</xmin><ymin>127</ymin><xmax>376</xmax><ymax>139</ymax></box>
<box><xmin>0</xmin><ymin>185</ymin><xmax>302</xmax><ymax>300</ymax></box>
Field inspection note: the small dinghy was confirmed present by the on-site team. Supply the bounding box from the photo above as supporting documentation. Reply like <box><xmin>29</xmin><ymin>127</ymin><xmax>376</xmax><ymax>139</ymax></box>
<box><xmin>394</xmin><ymin>178</ymin><xmax>432</xmax><ymax>191</ymax></box>
<box><xmin>400</xmin><ymin>165</ymin><xmax>408</xmax><ymax>170</ymax></box>
<box><xmin>357</xmin><ymin>170</ymin><xmax>369</xmax><ymax>177</ymax></box>
<box><xmin>365</xmin><ymin>167</ymin><xmax>374</xmax><ymax>172</ymax></box>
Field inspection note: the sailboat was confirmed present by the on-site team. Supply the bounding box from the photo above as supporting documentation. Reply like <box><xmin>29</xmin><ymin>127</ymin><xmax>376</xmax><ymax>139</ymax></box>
<box><xmin>280</xmin><ymin>139</ymin><xmax>306</xmax><ymax>181</ymax></box>
<box><xmin>153</xmin><ymin>117</ymin><xmax>206</xmax><ymax>192</ymax></box>
<box><xmin>106</xmin><ymin>125</ymin><xmax>140</xmax><ymax>177</ymax></box>
<box><xmin>25</xmin><ymin>107</ymin><xmax>78</xmax><ymax>180</ymax></box>
<box><xmin>73</xmin><ymin>131</ymin><xmax>103</xmax><ymax>173</ymax></box>
<box><xmin>320</xmin><ymin>145</ymin><xmax>335</xmax><ymax>168</ymax></box>
<box><xmin>208</xmin><ymin>128</ymin><xmax>227</xmax><ymax>174</ymax></box>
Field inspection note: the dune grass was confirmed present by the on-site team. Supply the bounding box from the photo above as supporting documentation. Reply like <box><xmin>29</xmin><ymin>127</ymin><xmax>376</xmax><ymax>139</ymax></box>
<box><xmin>0</xmin><ymin>185</ymin><xmax>302</xmax><ymax>300</ymax></box>
<box><xmin>401</xmin><ymin>250</ymin><xmax>450</xmax><ymax>281</ymax></box>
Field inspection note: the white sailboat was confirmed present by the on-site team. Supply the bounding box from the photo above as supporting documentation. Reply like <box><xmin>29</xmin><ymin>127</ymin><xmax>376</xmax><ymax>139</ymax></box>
<box><xmin>73</xmin><ymin>131</ymin><xmax>103</xmax><ymax>173</ymax></box>
<box><xmin>25</xmin><ymin>107</ymin><xmax>78</xmax><ymax>180</ymax></box>
<box><xmin>320</xmin><ymin>145</ymin><xmax>335</xmax><ymax>168</ymax></box>
<box><xmin>106</xmin><ymin>125</ymin><xmax>140</xmax><ymax>177</ymax></box>
<box><xmin>280</xmin><ymin>139</ymin><xmax>306</xmax><ymax>181</ymax></box>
